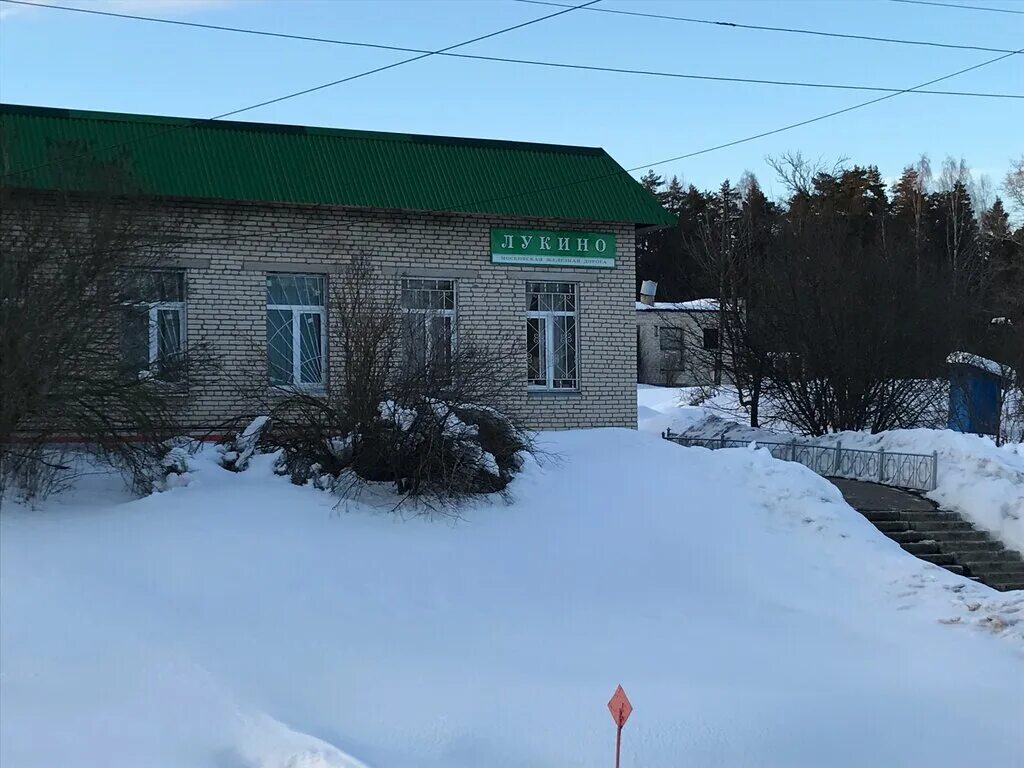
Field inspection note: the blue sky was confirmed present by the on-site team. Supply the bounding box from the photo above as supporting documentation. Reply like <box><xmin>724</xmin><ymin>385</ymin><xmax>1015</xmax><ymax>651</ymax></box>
<box><xmin>1</xmin><ymin>0</ymin><xmax>1021</xmax><ymax>198</ymax></box>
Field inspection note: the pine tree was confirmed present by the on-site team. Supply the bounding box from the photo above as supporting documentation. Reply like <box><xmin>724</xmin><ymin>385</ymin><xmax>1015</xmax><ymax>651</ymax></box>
<box><xmin>890</xmin><ymin>165</ymin><xmax>930</xmax><ymax>277</ymax></box>
<box><xmin>639</xmin><ymin>170</ymin><xmax>664</xmax><ymax>198</ymax></box>
<box><xmin>928</xmin><ymin>179</ymin><xmax>978</xmax><ymax>287</ymax></box>
<box><xmin>981</xmin><ymin>199</ymin><xmax>1021</xmax><ymax>314</ymax></box>
<box><xmin>662</xmin><ymin>175</ymin><xmax>686</xmax><ymax>215</ymax></box>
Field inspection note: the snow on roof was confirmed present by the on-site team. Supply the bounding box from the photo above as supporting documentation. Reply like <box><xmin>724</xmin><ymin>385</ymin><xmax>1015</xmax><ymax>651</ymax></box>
<box><xmin>946</xmin><ymin>351</ymin><xmax>1009</xmax><ymax>376</ymax></box>
<box><xmin>636</xmin><ymin>299</ymin><xmax>719</xmax><ymax>312</ymax></box>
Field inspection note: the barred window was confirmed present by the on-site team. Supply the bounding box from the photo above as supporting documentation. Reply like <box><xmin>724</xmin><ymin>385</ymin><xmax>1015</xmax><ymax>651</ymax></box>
<box><xmin>401</xmin><ymin>278</ymin><xmax>456</xmax><ymax>376</ymax></box>
<box><xmin>526</xmin><ymin>282</ymin><xmax>578</xmax><ymax>390</ymax></box>
<box><xmin>121</xmin><ymin>270</ymin><xmax>186</xmax><ymax>382</ymax></box>
<box><xmin>267</xmin><ymin>274</ymin><xmax>326</xmax><ymax>387</ymax></box>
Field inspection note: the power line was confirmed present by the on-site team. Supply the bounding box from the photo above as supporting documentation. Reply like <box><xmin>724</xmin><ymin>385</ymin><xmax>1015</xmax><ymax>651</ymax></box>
<box><xmin>0</xmin><ymin>0</ymin><xmax>1019</xmax><ymax>101</ymax></box>
<box><xmin>888</xmin><ymin>0</ymin><xmax>1024</xmax><ymax>14</ymax></box>
<box><xmin>623</xmin><ymin>46</ymin><xmax>1024</xmax><ymax>171</ymax></box>
<box><xmin>62</xmin><ymin>42</ymin><xmax>1024</xmax><ymax>257</ymax></box>
<box><xmin>514</xmin><ymin>0</ymin><xmax>1022</xmax><ymax>54</ymax></box>
<box><xmin>0</xmin><ymin>0</ymin><xmax>600</xmax><ymax>179</ymax></box>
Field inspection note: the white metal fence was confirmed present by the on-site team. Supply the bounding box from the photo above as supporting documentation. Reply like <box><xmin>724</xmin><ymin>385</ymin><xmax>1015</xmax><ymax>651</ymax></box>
<box><xmin>661</xmin><ymin>430</ymin><xmax>938</xmax><ymax>491</ymax></box>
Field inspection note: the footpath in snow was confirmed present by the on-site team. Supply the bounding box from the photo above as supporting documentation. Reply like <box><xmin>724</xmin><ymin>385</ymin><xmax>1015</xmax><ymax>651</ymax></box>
<box><xmin>1</xmin><ymin>400</ymin><xmax>1023</xmax><ymax>767</ymax></box>
<box><xmin>640</xmin><ymin>385</ymin><xmax>1024</xmax><ymax>554</ymax></box>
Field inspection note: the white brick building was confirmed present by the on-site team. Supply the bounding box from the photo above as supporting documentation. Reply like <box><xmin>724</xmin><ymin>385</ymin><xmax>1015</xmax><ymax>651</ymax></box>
<box><xmin>636</xmin><ymin>300</ymin><xmax>723</xmax><ymax>387</ymax></box>
<box><xmin>2</xmin><ymin>104</ymin><xmax>672</xmax><ymax>431</ymax></box>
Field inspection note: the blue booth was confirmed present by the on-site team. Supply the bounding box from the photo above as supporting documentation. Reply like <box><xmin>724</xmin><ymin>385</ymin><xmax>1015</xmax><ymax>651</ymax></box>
<box><xmin>947</xmin><ymin>352</ymin><xmax>1005</xmax><ymax>436</ymax></box>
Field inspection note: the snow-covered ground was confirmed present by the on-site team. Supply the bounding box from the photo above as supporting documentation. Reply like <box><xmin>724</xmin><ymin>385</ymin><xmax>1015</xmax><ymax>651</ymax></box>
<box><xmin>2</xmin><ymin>405</ymin><xmax>1023</xmax><ymax>767</ymax></box>
<box><xmin>641</xmin><ymin>385</ymin><xmax>1024</xmax><ymax>554</ymax></box>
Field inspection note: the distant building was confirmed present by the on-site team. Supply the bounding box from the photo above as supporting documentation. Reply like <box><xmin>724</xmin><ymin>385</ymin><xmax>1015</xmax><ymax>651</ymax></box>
<box><xmin>635</xmin><ymin>300</ymin><xmax>721</xmax><ymax>387</ymax></box>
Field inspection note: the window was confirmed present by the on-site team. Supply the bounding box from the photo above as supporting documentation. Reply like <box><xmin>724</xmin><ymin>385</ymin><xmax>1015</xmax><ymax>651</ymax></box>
<box><xmin>121</xmin><ymin>270</ymin><xmax>186</xmax><ymax>382</ymax></box>
<box><xmin>660</xmin><ymin>326</ymin><xmax>685</xmax><ymax>373</ymax></box>
<box><xmin>400</xmin><ymin>278</ymin><xmax>456</xmax><ymax>376</ymax></box>
<box><xmin>267</xmin><ymin>274</ymin><xmax>326</xmax><ymax>387</ymax></box>
<box><xmin>703</xmin><ymin>327</ymin><xmax>720</xmax><ymax>351</ymax></box>
<box><xmin>526</xmin><ymin>282</ymin><xmax>578</xmax><ymax>390</ymax></box>
<box><xmin>660</xmin><ymin>327</ymin><xmax>684</xmax><ymax>352</ymax></box>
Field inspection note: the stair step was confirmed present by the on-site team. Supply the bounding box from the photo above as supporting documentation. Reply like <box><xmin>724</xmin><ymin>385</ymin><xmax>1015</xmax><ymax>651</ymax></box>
<box><xmin>875</xmin><ymin>521</ymin><xmax>912</xmax><ymax>534</ymax></box>
<box><xmin>986</xmin><ymin>581</ymin><xmax>1024</xmax><ymax>593</ymax></box>
<box><xmin>919</xmin><ymin>553</ymin><xmax>958</xmax><ymax>566</ymax></box>
<box><xmin>963</xmin><ymin>561</ymin><xmax>1024</xmax><ymax>575</ymax></box>
<box><xmin>861</xmin><ymin>510</ymin><xmax>903</xmax><ymax>523</ymax></box>
<box><xmin>908</xmin><ymin>520</ymin><xmax>976</xmax><ymax>533</ymax></box>
<box><xmin>902</xmin><ymin>541</ymin><xmax>941</xmax><ymax>556</ymax></box>
<box><xmin>932</xmin><ymin>531</ymin><xmax>990</xmax><ymax>543</ymax></box>
<box><xmin>890</xmin><ymin>530</ymin><xmax>929</xmax><ymax>544</ymax></box>
<box><xmin>940</xmin><ymin>564</ymin><xmax>966</xmax><ymax>575</ymax></box>
<box><xmin>897</xmin><ymin>510</ymin><xmax>958</xmax><ymax>522</ymax></box>
<box><xmin>942</xmin><ymin>540</ymin><xmax>1007</xmax><ymax>554</ymax></box>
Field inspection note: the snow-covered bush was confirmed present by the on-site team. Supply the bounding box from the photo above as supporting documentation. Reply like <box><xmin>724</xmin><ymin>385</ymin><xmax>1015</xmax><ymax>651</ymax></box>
<box><xmin>362</xmin><ymin>399</ymin><xmax>530</xmax><ymax>497</ymax></box>
<box><xmin>128</xmin><ymin>437</ymin><xmax>200</xmax><ymax>493</ymax></box>
<box><xmin>270</xmin><ymin>399</ymin><xmax>532</xmax><ymax>508</ymax></box>
<box><xmin>217</xmin><ymin>416</ymin><xmax>271</xmax><ymax>472</ymax></box>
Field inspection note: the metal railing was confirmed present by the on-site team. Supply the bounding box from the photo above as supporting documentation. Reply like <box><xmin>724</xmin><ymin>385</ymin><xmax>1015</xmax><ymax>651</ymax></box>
<box><xmin>662</xmin><ymin>429</ymin><xmax>938</xmax><ymax>491</ymax></box>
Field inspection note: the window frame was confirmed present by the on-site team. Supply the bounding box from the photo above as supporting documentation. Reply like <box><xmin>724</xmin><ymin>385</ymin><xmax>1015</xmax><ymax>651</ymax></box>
<box><xmin>526</xmin><ymin>281</ymin><xmax>579</xmax><ymax>392</ymax></box>
<box><xmin>266</xmin><ymin>273</ymin><xmax>328</xmax><ymax>390</ymax></box>
<box><xmin>399</xmin><ymin>277</ymin><xmax>457</xmax><ymax>376</ymax></box>
<box><xmin>123</xmin><ymin>270</ymin><xmax>187</xmax><ymax>383</ymax></box>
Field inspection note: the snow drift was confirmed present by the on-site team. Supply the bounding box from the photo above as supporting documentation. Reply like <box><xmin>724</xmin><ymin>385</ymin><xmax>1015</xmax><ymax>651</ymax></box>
<box><xmin>1</xmin><ymin>426</ymin><xmax>1022</xmax><ymax>767</ymax></box>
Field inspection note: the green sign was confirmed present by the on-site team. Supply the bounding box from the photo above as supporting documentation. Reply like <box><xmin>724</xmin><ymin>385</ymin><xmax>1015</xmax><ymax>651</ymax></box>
<box><xmin>491</xmin><ymin>228</ymin><xmax>616</xmax><ymax>269</ymax></box>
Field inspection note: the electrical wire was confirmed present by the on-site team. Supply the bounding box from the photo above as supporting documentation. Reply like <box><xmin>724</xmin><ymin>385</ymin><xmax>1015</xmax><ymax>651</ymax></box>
<box><xmin>0</xmin><ymin>1</ymin><xmax>1018</xmax><ymax>101</ymax></box>
<box><xmin>513</xmin><ymin>0</ymin><xmax>1023</xmax><ymax>52</ymax></box>
<box><xmin>888</xmin><ymin>0</ymin><xmax>1024</xmax><ymax>15</ymax></box>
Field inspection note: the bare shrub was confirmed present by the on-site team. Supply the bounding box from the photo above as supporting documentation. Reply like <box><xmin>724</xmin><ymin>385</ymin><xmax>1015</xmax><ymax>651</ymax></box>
<box><xmin>1</xmin><ymin>149</ymin><xmax>213</xmax><ymax>500</ymax></box>
<box><xmin>236</xmin><ymin>255</ymin><xmax>534</xmax><ymax>514</ymax></box>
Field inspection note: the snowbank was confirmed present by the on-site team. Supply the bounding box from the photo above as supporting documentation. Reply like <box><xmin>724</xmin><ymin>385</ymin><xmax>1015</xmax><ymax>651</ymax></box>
<box><xmin>2</xmin><ymin>428</ymin><xmax>1022</xmax><ymax>768</ymax></box>
<box><xmin>634</xmin><ymin>298</ymin><xmax>718</xmax><ymax>311</ymax></box>
<box><xmin>640</xmin><ymin>386</ymin><xmax>1024</xmax><ymax>553</ymax></box>
<box><xmin>946</xmin><ymin>350</ymin><xmax>1013</xmax><ymax>378</ymax></box>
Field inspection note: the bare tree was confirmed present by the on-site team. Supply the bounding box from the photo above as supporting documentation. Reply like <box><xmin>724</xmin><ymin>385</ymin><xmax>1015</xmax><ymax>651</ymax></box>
<box><xmin>1004</xmin><ymin>155</ymin><xmax>1024</xmax><ymax>215</ymax></box>
<box><xmin>1</xmin><ymin>151</ymin><xmax>211</xmax><ymax>500</ymax></box>
<box><xmin>756</xmin><ymin>210</ymin><xmax>956</xmax><ymax>435</ymax></box>
<box><xmin>685</xmin><ymin>178</ymin><xmax>777</xmax><ymax>427</ymax></box>
<box><xmin>766</xmin><ymin>150</ymin><xmax>848</xmax><ymax>199</ymax></box>
<box><xmin>935</xmin><ymin>156</ymin><xmax>982</xmax><ymax>290</ymax></box>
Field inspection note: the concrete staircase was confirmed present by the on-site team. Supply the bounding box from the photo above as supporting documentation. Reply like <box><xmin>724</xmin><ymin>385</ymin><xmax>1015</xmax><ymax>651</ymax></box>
<box><xmin>830</xmin><ymin>478</ymin><xmax>1023</xmax><ymax>592</ymax></box>
<box><xmin>861</xmin><ymin>508</ymin><xmax>1024</xmax><ymax>592</ymax></box>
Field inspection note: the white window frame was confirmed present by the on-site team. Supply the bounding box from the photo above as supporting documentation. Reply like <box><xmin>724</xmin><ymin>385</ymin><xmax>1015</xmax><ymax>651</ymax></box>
<box><xmin>267</xmin><ymin>274</ymin><xmax>328</xmax><ymax>389</ymax></box>
<box><xmin>146</xmin><ymin>301</ymin><xmax>187</xmax><ymax>367</ymax></box>
<box><xmin>124</xmin><ymin>270</ymin><xmax>187</xmax><ymax>382</ymax></box>
<box><xmin>526</xmin><ymin>282</ymin><xmax>579</xmax><ymax>391</ymax></box>
<box><xmin>400</xmin><ymin>278</ymin><xmax>457</xmax><ymax>371</ymax></box>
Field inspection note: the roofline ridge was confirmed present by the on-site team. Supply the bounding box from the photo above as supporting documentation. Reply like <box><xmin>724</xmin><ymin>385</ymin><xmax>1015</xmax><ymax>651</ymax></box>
<box><xmin>0</xmin><ymin>103</ymin><xmax>607</xmax><ymax>157</ymax></box>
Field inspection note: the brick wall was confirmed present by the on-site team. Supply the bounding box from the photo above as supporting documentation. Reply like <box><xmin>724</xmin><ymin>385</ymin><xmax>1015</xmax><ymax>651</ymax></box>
<box><xmin>158</xmin><ymin>198</ymin><xmax>638</xmax><ymax>431</ymax></box>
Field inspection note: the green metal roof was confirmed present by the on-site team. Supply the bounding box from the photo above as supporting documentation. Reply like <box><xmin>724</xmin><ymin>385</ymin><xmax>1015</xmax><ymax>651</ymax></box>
<box><xmin>0</xmin><ymin>104</ymin><xmax>673</xmax><ymax>226</ymax></box>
